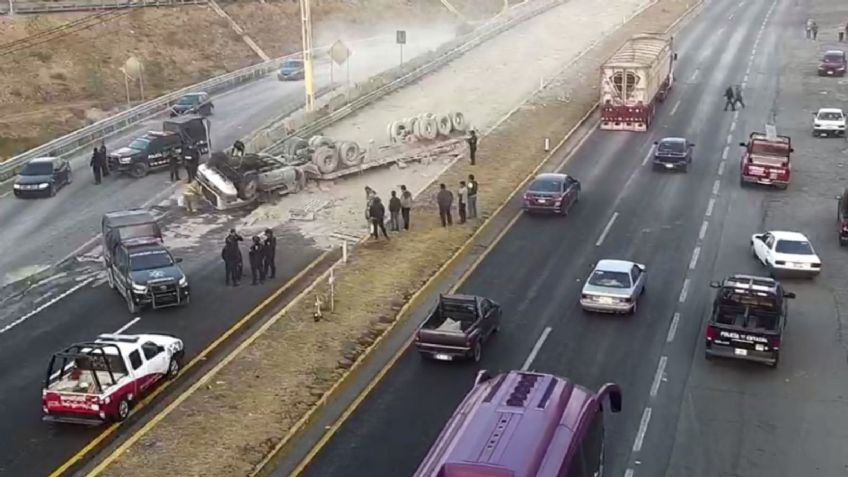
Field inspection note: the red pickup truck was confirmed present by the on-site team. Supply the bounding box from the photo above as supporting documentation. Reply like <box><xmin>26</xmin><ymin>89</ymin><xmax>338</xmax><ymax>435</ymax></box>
<box><xmin>739</xmin><ymin>130</ymin><xmax>793</xmax><ymax>189</ymax></box>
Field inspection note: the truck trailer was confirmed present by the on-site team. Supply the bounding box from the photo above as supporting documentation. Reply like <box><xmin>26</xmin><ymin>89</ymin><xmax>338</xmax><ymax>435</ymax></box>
<box><xmin>599</xmin><ymin>33</ymin><xmax>676</xmax><ymax>132</ymax></box>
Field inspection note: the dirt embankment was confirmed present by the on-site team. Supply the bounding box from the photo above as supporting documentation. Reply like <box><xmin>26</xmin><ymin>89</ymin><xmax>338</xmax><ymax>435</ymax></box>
<box><xmin>0</xmin><ymin>0</ymin><xmax>501</xmax><ymax>160</ymax></box>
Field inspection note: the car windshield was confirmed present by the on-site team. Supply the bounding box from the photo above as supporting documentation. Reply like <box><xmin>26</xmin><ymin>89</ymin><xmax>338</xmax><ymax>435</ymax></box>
<box><xmin>824</xmin><ymin>53</ymin><xmax>844</xmax><ymax>62</ymax></box>
<box><xmin>774</xmin><ymin>239</ymin><xmax>814</xmax><ymax>255</ymax></box>
<box><xmin>529</xmin><ymin>178</ymin><xmax>562</xmax><ymax>193</ymax></box>
<box><xmin>129</xmin><ymin>250</ymin><xmax>173</xmax><ymax>271</ymax></box>
<box><xmin>128</xmin><ymin>138</ymin><xmax>150</xmax><ymax>151</ymax></box>
<box><xmin>282</xmin><ymin>60</ymin><xmax>302</xmax><ymax>68</ymax></box>
<box><xmin>20</xmin><ymin>161</ymin><xmax>54</xmax><ymax>176</ymax></box>
<box><xmin>588</xmin><ymin>270</ymin><xmax>631</xmax><ymax>289</ymax></box>
<box><xmin>177</xmin><ymin>95</ymin><xmax>200</xmax><ymax>105</ymax></box>
<box><xmin>750</xmin><ymin>141</ymin><xmax>789</xmax><ymax>156</ymax></box>
<box><xmin>818</xmin><ymin>112</ymin><xmax>843</xmax><ymax>121</ymax></box>
<box><xmin>658</xmin><ymin>140</ymin><xmax>686</xmax><ymax>153</ymax></box>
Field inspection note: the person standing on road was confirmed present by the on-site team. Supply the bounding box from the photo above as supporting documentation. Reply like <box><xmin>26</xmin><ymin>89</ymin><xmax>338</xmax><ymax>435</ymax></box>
<box><xmin>466</xmin><ymin>174</ymin><xmax>478</xmax><ymax>219</ymax></box>
<box><xmin>812</xmin><ymin>20</ymin><xmax>819</xmax><ymax>40</ymax></box>
<box><xmin>457</xmin><ymin>180</ymin><xmax>468</xmax><ymax>224</ymax></box>
<box><xmin>222</xmin><ymin>241</ymin><xmax>241</xmax><ymax>286</ymax></box>
<box><xmin>437</xmin><ymin>183</ymin><xmax>454</xmax><ymax>227</ymax></box>
<box><xmin>733</xmin><ymin>84</ymin><xmax>745</xmax><ymax>109</ymax></box>
<box><xmin>466</xmin><ymin>130</ymin><xmax>478</xmax><ymax>166</ymax></box>
<box><xmin>99</xmin><ymin>142</ymin><xmax>110</xmax><ymax>177</ymax></box>
<box><xmin>182</xmin><ymin>180</ymin><xmax>202</xmax><ymax>214</ymax></box>
<box><xmin>388</xmin><ymin>190</ymin><xmax>402</xmax><ymax>232</ymax></box>
<box><xmin>400</xmin><ymin>185</ymin><xmax>413</xmax><ymax>230</ymax></box>
<box><xmin>185</xmin><ymin>146</ymin><xmax>200</xmax><ymax>182</ymax></box>
<box><xmin>227</xmin><ymin>228</ymin><xmax>245</xmax><ymax>279</ymax></box>
<box><xmin>369</xmin><ymin>196</ymin><xmax>389</xmax><ymax>239</ymax></box>
<box><xmin>249</xmin><ymin>236</ymin><xmax>266</xmax><ymax>285</ymax></box>
<box><xmin>90</xmin><ymin>148</ymin><xmax>103</xmax><ymax>185</ymax></box>
<box><xmin>723</xmin><ymin>86</ymin><xmax>736</xmax><ymax>111</ymax></box>
<box><xmin>168</xmin><ymin>151</ymin><xmax>181</xmax><ymax>182</ymax></box>
<box><xmin>263</xmin><ymin>228</ymin><xmax>277</xmax><ymax>279</ymax></box>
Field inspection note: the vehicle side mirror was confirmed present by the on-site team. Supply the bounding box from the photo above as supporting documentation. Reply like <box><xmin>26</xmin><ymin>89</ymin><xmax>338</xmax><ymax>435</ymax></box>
<box><xmin>739</xmin><ymin>142</ymin><xmax>746</xmax><ymax>147</ymax></box>
<box><xmin>637</xmin><ymin>264</ymin><xmax>646</xmax><ymax>271</ymax></box>
<box><xmin>673</xmin><ymin>53</ymin><xmax>678</xmax><ymax>60</ymax></box>
<box><xmin>598</xmin><ymin>383</ymin><xmax>622</xmax><ymax>413</ymax></box>
<box><xmin>474</xmin><ymin>369</ymin><xmax>492</xmax><ymax>386</ymax></box>
<box><xmin>837</xmin><ymin>195</ymin><xmax>842</xmax><ymax>200</ymax></box>
<box><xmin>175</xmin><ymin>257</ymin><xmax>183</xmax><ymax>263</ymax></box>
<box><xmin>790</xmin><ymin>148</ymin><xmax>795</xmax><ymax>152</ymax></box>
<box><xmin>784</xmin><ymin>292</ymin><xmax>796</xmax><ymax>299</ymax></box>
<box><xmin>709</xmin><ymin>280</ymin><xmax>721</xmax><ymax>288</ymax></box>
<box><xmin>653</xmin><ymin>141</ymin><xmax>659</xmax><ymax>145</ymax></box>
<box><xmin>689</xmin><ymin>143</ymin><xmax>695</xmax><ymax>148</ymax></box>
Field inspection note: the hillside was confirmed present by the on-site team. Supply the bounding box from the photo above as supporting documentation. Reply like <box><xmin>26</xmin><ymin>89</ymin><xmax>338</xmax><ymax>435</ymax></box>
<box><xmin>0</xmin><ymin>0</ymin><xmax>503</xmax><ymax>160</ymax></box>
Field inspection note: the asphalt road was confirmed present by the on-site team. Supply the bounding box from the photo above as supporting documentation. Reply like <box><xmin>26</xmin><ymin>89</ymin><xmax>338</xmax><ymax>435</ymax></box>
<box><xmin>0</xmin><ymin>33</ymin><xmax>450</xmax><ymax>288</ymax></box>
<box><xmin>289</xmin><ymin>0</ymin><xmax>819</xmax><ymax>476</ymax></box>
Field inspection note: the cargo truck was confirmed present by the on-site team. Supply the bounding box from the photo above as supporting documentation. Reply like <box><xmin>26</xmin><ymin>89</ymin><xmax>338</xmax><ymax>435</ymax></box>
<box><xmin>600</xmin><ymin>33</ymin><xmax>676</xmax><ymax>132</ymax></box>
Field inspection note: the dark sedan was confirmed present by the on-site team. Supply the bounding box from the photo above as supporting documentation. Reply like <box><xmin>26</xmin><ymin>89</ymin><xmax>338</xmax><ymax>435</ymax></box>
<box><xmin>652</xmin><ymin>137</ymin><xmax>694</xmax><ymax>172</ymax></box>
<box><xmin>13</xmin><ymin>157</ymin><xmax>72</xmax><ymax>198</ymax></box>
<box><xmin>522</xmin><ymin>173</ymin><xmax>581</xmax><ymax>215</ymax></box>
<box><xmin>818</xmin><ymin>50</ymin><xmax>847</xmax><ymax>77</ymax></box>
<box><xmin>171</xmin><ymin>92</ymin><xmax>214</xmax><ymax>117</ymax></box>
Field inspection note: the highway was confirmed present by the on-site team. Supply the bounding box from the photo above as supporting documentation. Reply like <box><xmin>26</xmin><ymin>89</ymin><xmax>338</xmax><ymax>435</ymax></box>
<box><xmin>286</xmin><ymin>0</ymin><xmax>848</xmax><ymax>476</ymax></box>
<box><xmin>0</xmin><ymin>32</ymin><xmax>450</xmax><ymax>288</ymax></box>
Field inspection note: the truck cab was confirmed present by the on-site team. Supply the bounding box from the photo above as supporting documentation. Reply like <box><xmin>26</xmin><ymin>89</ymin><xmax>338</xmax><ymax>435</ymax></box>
<box><xmin>42</xmin><ymin>333</ymin><xmax>184</xmax><ymax>424</ymax></box>
<box><xmin>739</xmin><ymin>129</ymin><xmax>793</xmax><ymax>189</ymax></box>
<box><xmin>704</xmin><ymin>274</ymin><xmax>794</xmax><ymax>368</ymax></box>
<box><xmin>414</xmin><ymin>294</ymin><xmax>501</xmax><ymax>363</ymax></box>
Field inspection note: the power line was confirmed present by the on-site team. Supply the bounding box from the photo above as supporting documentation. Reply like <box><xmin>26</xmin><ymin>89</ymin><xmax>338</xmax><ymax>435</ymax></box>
<box><xmin>0</xmin><ymin>8</ymin><xmax>134</xmax><ymax>57</ymax></box>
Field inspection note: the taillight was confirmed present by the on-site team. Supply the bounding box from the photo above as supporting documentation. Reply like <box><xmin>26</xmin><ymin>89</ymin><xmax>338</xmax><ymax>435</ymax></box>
<box><xmin>705</xmin><ymin>326</ymin><xmax>717</xmax><ymax>341</ymax></box>
<box><xmin>770</xmin><ymin>336</ymin><xmax>781</xmax><ymax>350</ymax></box>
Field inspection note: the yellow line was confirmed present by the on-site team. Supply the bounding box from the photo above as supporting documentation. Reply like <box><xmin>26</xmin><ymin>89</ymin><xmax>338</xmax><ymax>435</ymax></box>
<box><xmin>47</xmin><ymin>250</ymin><xmax>333</xmax><ymax>477</ymax></box>
<box><xmin>285</xmin><ymin>109</ymin><xmax>599</xmax><ymax>477</ymax></box>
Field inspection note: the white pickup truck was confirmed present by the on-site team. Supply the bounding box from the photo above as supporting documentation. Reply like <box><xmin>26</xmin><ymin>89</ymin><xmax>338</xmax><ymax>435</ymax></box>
<box><xmin>812</xmin><ymin>108</ymin><xmax>846</xmax><ymax>137</ymax></box>
<box><xmin>42</xmin><ymin>333</ymin><xmax>184</xmax><ymax>425</ymax></box>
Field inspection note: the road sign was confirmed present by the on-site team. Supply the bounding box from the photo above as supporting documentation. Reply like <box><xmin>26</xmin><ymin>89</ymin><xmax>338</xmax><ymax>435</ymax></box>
<box><xmin>328</xmin><ymin>40</ymin><xmax>351</xmax><ymax>65</ymax></box>
<box><xmin>396</xmin><ymin>30</ymin><xmax>407</xmax><ymax>45</ymax></box>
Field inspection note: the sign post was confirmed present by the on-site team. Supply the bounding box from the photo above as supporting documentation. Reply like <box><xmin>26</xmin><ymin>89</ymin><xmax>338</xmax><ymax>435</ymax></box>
<box><xmin>329</xmin><ymin>267</ymin><xmax>336</xmax><ymax>312</ymax></box>
<box><xmin>396</xmin><ymin>29</ymin><xmax>407</xmax><ymax>65</ymax></box>
<box><xmin>328</xmin><ymin>40</ymin><xmax>352</xmax><ymax>91</ymax></box>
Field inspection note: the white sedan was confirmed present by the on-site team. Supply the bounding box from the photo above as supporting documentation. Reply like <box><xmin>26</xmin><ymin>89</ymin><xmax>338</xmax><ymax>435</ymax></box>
<box><xmin>751</xmin><ymin>231</ymin><xmax>821</xmax><ymax>277</ymax></box>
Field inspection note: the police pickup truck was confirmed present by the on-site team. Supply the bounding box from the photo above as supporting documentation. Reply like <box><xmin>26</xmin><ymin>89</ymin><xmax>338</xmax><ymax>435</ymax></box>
<box><xmin>704</xmin><ymin>274</ymin><xmax>795</xmax><ymax>368</ymax></box>
<box><xmin>109</xmin><ymin>115</ymin><xmax>210</xmax><ymax>178</ymax></box>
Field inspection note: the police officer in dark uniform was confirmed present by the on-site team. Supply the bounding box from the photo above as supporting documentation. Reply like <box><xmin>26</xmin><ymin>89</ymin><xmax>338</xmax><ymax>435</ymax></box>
<box><xmin>168</xmin><ymin>151</ymin><xmax>181</xmax><ymax>182</ymax></box>
<box><xmin>225</xmin><ymin>229</ymin><xmax>244</xmax><ymax>279</ymax></box>
<box><xmin>263</xmin><ymin>228</ymin><xmax>277</xmax><ymax>279</ymax></box>
<box><xmin>249</xmin><ymin>236</ymin><xmax>266</xmax><ymax>285</ymax></box>
<box><xmin>184</xmin><ymin>145</ymin><xmax>200</xmax><ymax>182</ymax></box>
<box><xmin>221</xmin><ymin>240</ymin><xmax>241</xmax><ymax>286</ymax></box>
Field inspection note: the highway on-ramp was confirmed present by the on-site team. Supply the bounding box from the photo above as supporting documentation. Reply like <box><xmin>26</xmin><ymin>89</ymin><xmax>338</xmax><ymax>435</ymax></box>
<box><xmin>282</xmin><ymin>1</ymin><xmax>845</xmax><ymax>476</ymax></box>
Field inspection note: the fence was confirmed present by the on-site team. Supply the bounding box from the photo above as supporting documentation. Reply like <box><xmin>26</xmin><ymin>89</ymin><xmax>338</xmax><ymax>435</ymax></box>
<box><xmin>0</xmin><ymin>0</ymin><xmax>205</xmax><ymax>15</ymax></box>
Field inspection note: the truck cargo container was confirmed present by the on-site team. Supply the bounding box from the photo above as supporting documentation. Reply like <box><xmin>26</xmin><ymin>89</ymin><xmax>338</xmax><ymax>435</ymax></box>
<box><xmin>600</xmin><ymin>33</ymin><xmax>676</xmax><ymax>132</ymax></box>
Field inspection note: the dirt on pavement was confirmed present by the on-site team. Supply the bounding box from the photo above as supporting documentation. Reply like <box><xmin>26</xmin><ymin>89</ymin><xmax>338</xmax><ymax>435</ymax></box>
<box><xmin>96</xmin><ymin>1</ymin><xmax>695</xmax><ymax>476</ymax></box>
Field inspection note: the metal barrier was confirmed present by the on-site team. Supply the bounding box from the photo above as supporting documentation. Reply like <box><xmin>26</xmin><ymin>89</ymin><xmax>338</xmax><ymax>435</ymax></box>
<box><xmin>0</xmin><ymin>0</ymin><xmax>205</xmax><ymax>15</ymax></box>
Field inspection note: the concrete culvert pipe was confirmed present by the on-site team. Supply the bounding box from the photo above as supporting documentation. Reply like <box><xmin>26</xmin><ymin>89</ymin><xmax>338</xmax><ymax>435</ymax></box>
<box><xmin>450</xmin><ymin>112</ymin><xmax>467</xmax><ymax>131</ymax></box>
<box><xmin>338</xmin><ymin>141</ymin><xmax>362</xmax><ymax>167</ymax></box>
<box><xmin>417</xmin><ymin>116</ymin><xmax>439</xmax><ymax>141</ymax></box>
<box><xmin>312</xmin><ymin>146</ymin><xmax>340</xmax><ymax>174</ymax></box>
<box><xmin>388</xmin><ymin>121</ymin><xmax>405</xmax><ymax>141</ymax></box>
<box><xmin>436</xmin><ymin>114</ymin><xmax>452</xmax><ymax>136</ymax></box>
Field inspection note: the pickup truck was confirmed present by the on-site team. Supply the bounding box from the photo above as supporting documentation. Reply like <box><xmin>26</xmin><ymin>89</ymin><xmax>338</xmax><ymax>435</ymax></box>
<box><xmin>414</xmin><ymin>294</ymin><xmax>501</xmax><ymax>363</ymax></box>
<box><xmin>704</xmin><ymin>274</ymin><xmax>795</xmax><ymax>368</ymax></box>
<box><xmin>739</xmin><ymin>127</ymin><xmax>793</xmax><ymax>189</ymax></box>
<box><xmin>42</xmin><ymin>333</ymin><xmax>184</xmax><ymax>424</ymax></box>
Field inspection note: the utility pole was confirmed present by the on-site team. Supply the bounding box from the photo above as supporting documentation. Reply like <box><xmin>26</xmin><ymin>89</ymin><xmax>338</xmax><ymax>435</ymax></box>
<box><xmin>299</xmin><ymin>0</ymin><xmax>315</xmax><ymax>112</ymax></box>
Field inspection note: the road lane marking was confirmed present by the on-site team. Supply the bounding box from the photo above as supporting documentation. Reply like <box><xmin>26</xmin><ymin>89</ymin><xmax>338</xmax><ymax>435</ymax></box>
<box><xmin>699</xmin><ymin>220</ymin><xmax>709</xmax><ymax>241</ymax></box>
<box><xmin>0</xmin><ymin>277</ymin><xmax>94</xmax><ymax>335</ymax></box>
<box><xmin>678</xmin><ymin>278</ymin><xmax>690</xmax><ymax>303</ymax></box>
<box><xmin>521</xmin><ymin>326</ymin><xmax>553</xmax><ymax>371</ymax></box>
<box><xmin>670</xmin><ymin>99</ymin><xmax>681</xmax><ymax>116</ymax></box>
<box><xmin>632</xmin><ymin>407</ymin><xmax>652</xmax><ymax>453</ymax></box>
<box><xmin>712</xmin><ymin>179</ymin><xmax>720</xmax><ymax>195</ymax></box>
<box><xmin>733</xmin><ymin>110</ymin><xmax>740</xmax><ymax>121</ymax></box>
<box><xmin>690</xmin><ymin>68</ymin><xmax>700</xmax><ymax>81</ymax></box>
<box><xmin>721</xmin><ymin>145</ymin><xmax>729</xmax><ymax>160</ymax></box>
<box><xmin>717</xmin><ymin>161</ymin><xmax>725</xmax><ymax>176</ymax></box>
<box><xmin>666</xmin><ymin>312</ymin><xmax>681</xmax><ymax>343</ymax></box>
<box><xmin>726</xmin><ymin>133</ymin><xmax>733</xmax><ymax>144</ymax></box>
<box><xmin>743</xmin><ymin>74</ymin><xmax>749</xmax><ymax>84</ymax></box>
<box><xmin>730</xmin><ymin>120</ymin><xmax>736</xmax><ymax>132</ymax></box>
<box><xmin>641</xmin><ymin>146</ymin><xmax>655</xmax><ymax>166</ymax></box>
<box><xmin>625</xmin><ymin>469</ymin><xmax>635</xmax><ymax>477</ymax></box>
<box><xmin>650</xmin><ymin>356</ymin><xmax>668</xmax><ymax>398</ymax></box>
<box><xmin>705</xmin><ymin>197</ymin><xmax>715</xmax><ymax>216</ymax></box>
<box><xmin>688</xmin><ymin>246</ymin><xmax>701</xmax><ymax>270</ymax></box>
<box><xmin>728</xmin><ymin>13</ymin><xmax>734</xmax><ymax>20</ymax></box>
<box><xmin>0</xmin><ymin>191</ymin><xmax>10</xmax><ymax>199</ymax></box>
<box><xmin>114</xmin><ymin>317</ymin><xmax>141</xmax><ymax>334</ymax></box>
<box><xmin>595</xmin><ymin>212</ymin><xmax>619</xmax><ymax>247</ymax></box>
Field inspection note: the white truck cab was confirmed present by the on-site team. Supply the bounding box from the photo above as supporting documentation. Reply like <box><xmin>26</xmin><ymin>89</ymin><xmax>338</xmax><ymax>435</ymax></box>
<box><xmin>813</xmin><ymin>108</ymin><xmax>846</xmax><ymax>137</ymax></box>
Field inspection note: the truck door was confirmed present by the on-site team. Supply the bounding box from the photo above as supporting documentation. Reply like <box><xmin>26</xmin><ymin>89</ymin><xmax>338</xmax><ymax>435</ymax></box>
<box><xmin>139</xmin><ymin>342</ymin><xmax>169</xmax><ymax>391</ymax></box>
<box><xmin>479</xmin><ymin>299</ymin><xmax>495</xmax><ymax>338</ymax></box>
<box><xmin>124</xmin><ymin>349</ymin><xmax>144</xmax><ymax>399</ymax></box>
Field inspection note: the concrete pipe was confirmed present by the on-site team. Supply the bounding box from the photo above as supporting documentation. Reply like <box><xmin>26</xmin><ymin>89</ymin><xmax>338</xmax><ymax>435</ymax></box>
<box><xmin>417</xmin><ymin>116</ymin><xmax>439</xmax><ymax>141</ymax></box>
<box><xmin>450</xmin><ymin>111</ymin><xmax>467</xmax><ymax>131</ymax></box>
<box><xmin>436</xmin><ymin>114</ymin><xmax>452</xmax><ymax>136</ymax></box>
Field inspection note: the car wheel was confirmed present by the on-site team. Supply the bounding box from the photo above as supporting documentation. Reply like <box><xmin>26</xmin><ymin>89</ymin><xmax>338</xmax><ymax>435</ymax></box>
<box><xmin>682</xmin><ymin>163</ymin><xmax>688</xmax><ymax>173</ymax></box>
<box><xmin>705</xmin><ymin>349</ymin><xmax>714</xmax><ymax>361</ymax></box>
<box><xmin>167</xmin><ymin>357</ymin><xmax>181</xmax><ymax>379</ymax></box>
<box><xmin>126</xmin><ymin>292</ymin><xmax>139</xmax><ymax>314</ymax></box>
<box><xmin>48</xmin><ymin>184</ymin><xmax>56</xmax><ymax>197</ymax></box>
<box><xmin>107</xmin><ymin>269</ymin><xmax>115</xmax><ymax>289</ymax></box>
<box><xmin>629</xmin><ymin>301</ymin><xmax>638</xmax><ymax>315</ymax></box>
<box><xmin>66</xmin><ymin>170</ymin><xmax>73</xmax><ymax>185</ymax></box>
<box><xmin>130</xmin><ymin>163</ymin><xmax>149</xmax><ymax>179</ymax></box>
<box><xmin>113</xmin><ymin>397</ymin><xmax>130</xmax><ymax>422</ymax></box>
<box><xmin>769</xmin><ymin>355</ymin><xmax>779</xmax><ymax>368</ymax></box>
<box><xmin>472</xmin><ymin>342</ymin><xmax>482</xmax><ymax>363</ymax></box>
<box><xmin>739</xmin><ymin>176</ymin><xmax>746</xmax><ymax>187</ymax></box>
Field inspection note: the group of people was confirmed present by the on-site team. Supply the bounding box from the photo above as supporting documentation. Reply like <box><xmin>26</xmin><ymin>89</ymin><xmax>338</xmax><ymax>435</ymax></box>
<box><xmin>364</xmin><ymin>185</ymin><xmax>414</xmax><ymax>239</ymax></box>
<box><xmin>89</xmin><ymin>143</ymin><xmax>110</xmax><ymax>184</ymax></box>
<box><xmin>436</xmin><ymin>174</ymin><xmax>479</xmax><ymax>227</ymax></box>
<box><xmin>723</xmin><ymin>84</ymin><xmax>746</xmax><ymax>112</ymax></box>
<box><xmin>805</xmin><ymin>19</ymin><xmax>819</xmax><ymax>40</ymax></box>
<box><xmin>169</xmin><ymin>147</ymin><xmax>201</xmax><ymax>183</ymax></box>
<box><xmin>220</xmin><ymin>228</ymin><xmax>277</xmax><ymax>286</ymax></box>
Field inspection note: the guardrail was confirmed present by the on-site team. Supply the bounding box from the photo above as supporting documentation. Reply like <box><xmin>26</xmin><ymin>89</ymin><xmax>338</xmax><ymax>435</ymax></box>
<box><xmin>259</xmin><ymin>0</ymin><xmax>563</xmax><ymax>155</ymax></box>
<box><xmin>0</xmin><ymin>0</ymin><xmax>205</xmax><ymax>15</ymax></box>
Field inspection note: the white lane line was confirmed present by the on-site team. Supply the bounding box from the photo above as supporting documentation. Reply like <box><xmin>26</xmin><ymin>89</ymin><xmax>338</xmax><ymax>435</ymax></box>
<box><xmin>730</xmin><ymin>120</ymin><xmax>737</xmax><ymax>132</ymax></box>
<box><xmin>670</xmin><ymin>99</ymin><xmax>681</xmax><ymax>116</ymax></box>
<box><xmin>712</xmin><ymin>179</ymin><xmax>720</xmax><ymax>195</ymax></box>
<box><xmin>705</xmin><ymin>197</ymin><xmax>715</xmax><ymax>217</ymax></box>
<box><xmin>114</xmin><ymin>317</ymin><xmax>141</xmax><ymax>334</ymax></box>
<box><xmin>688</xmin><ymin>246</ymin><xmax>701</xmax><ymax>270</ymax></box>
<box><xmin>624</xmin><ymin>469</ymin><xmax>635</xmax><ymax>477</ymax></box>
<box><xmin>521</xmin><ymin>326</ymin><xmax>552</xmax><ymax>371</ymax></box>
<box><xmin>650</xmin><ymin>356</ymin><xmax>668</xmax><ymax>398</ymax></box>
<box><xmin>718</xmin><ymin>161</ymin><xmax>726</xmax><ymax>176</ymax></box>
<box><xmin>641</xmin><ymin>146</ymin><xmax>655</xmax><ymax>166</ymax></box>
<box><xmin>734</xmin><ymin>110</ymin><xmax>740</xmax><ymax>121</ymax></box>
<box><xmin>678</xmin><ymin>278</ymin><xmax>690</xmax><ymax>303</ymax></box>
<box><xmin>595</xmin><ymin>212</ymin><xmax>619</xmax><ymax>247</ymax></box>
<box><xmin>743</xmin><ymin>74</ymin><xmax>749</xmax><ymax>83</ymax></box>
<box><xmin>726</xmin><ymin>133</ymin><xmax>733</xmax><ymax>145</ymax></box>
<box><xmin>751</xmin><ymin>48</ymin><xmax>757</xmax><ymax>57</ymax></box>
<box><xmin>690</xmin><ymin>69</ymin><xmax>700</xmax><ymax>81</ymax></box>
<box><xmin>728</xmin><ymin>13</ymin><xmax>734</xmax><ymax>20</ymax></box>
<box><xmin>632</xmin><ymin>407</ymin><xmax>652</xmax><ymax>453</ymax></box>
<box><xmin>0</xmin><ymin>278</ymin><xmax>94</xmax><ymax>335</ymax></box>
<box><xmin>667</xmin><ymin>312</ymin><xmax>681</xmax><ymax>343</ymax></box>
<box><xmin>0</xmin><ymin>191</ymin><xmax>10</xmax><ymax>199</ymax></box>
<box><xmin>721</xmin><ymin>146</ymin><xmax>729</xmax><ymax>160</ymax></box>
<box><xmin>699</xmin><ymin>220</ymin><xmax>709</xmax><ymax>241</ymax></box>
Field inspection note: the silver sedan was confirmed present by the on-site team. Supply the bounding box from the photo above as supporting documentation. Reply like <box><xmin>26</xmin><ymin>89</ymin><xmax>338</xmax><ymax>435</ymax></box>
<box><xmin>580</xmin><ymin>259</ymin><xmax>647</xmax><ymax>314</ymax></box>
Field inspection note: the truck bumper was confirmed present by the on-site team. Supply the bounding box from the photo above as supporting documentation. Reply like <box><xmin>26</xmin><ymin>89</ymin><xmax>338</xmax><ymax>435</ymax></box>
<box><xmin>705</xmin><ymin>343</ymin><xmax>778</xmax><ymax>366</ymax></box>
<box><xmin>43</xmin><ymin>411</ymin><xmax>106</xmax><ymax>426</ymax></box>
<box><xmin>740</xmin><ymin>175</ymin><xmax>789</xmax><ymax>188</ymax></box>
<box><xmin>813</xmin><ymin>127</ymin><xmax>845</xmax><ymax>137</ymax></box>
<box><xmin>415</xmin><ymin>344</ymin><xmax>473</xmax><ymax>361</ymax></box>
<box><xmin>579</xmin><ymin>298</ymin><xmax>634</xmax><ymax>314</ymax></box>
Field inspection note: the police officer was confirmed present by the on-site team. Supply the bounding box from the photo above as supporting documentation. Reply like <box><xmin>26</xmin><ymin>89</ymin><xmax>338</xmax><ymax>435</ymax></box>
<box><xmin>168</xmin><ymin>151</ymin><xmax>181</xmax><ymax>182</ymax></box>
<box><xmin>466</xmin><ymin>130</ymin><xmax>478</xmax><ymax>165</ymax></box>
<box><xmin>226</xmin><ymin>229</ymin><xmax>244</xmax><ymax>279</ymax></box>
<box><xmin>90</xmin><ymin>147</ymin><xmax>103</xmax><ymax>185</ymax></box>
<box><xmin>249</xmin><ymin>236</ymin><xmax>266</xmax><ymax>285</ymax></box>
<box><xmin>184</xmin><ymin>145</ymin><xmax>200</xmax><ymax>182</ymax></box>
<box><xmin>221</xmin><ymin>240</ymin><xmax>241</xmax><ymax>286</ymax></box>
<box><xmin>263</xmin><ymin>228</ymin><xmax>277</xmax><ymax>279</ymax></box>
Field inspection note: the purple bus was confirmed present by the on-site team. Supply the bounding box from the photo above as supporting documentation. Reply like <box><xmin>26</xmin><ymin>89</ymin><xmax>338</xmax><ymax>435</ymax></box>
<box><xmin>414</xmin><ymin>370</ymin><xmax>622</xmax><ymax>477</ymax></box>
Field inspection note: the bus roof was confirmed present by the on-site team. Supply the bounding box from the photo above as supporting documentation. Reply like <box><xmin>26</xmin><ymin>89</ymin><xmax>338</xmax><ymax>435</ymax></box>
<box><xmin>415</xmin><ymin>371</ymin><xmax>597</xmax><ymax>477</ymax></box>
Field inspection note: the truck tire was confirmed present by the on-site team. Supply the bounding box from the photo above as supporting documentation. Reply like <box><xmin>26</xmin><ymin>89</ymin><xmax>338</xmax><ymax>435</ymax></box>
<box><xmin>416</xmin><ymin>116</ymin><xmax>439</xmax><ymax>141</ymax></box>
<box><xmin>338</xmin><ymin>141</ymin><xmax>362</xmax><ymax>168</ymax></box>
<box><xmin>450</xmin><ymin>112</ymin><xmax>467</xmax><ymax>132</ymax></box>
<box><xmin>112</xmin><ymin>397</ymin><xmax>131</xmax><ymax>422</ymax></box>
<box><xmin>436</xmin><ymin>114</ymin><xmax>452</xmax><ymax>136</ymax></box>
<box><xmin>472</xmin><ymin>341</ymin><xmax>482</xmax><ymax>362</ymax></box>
<box><xmin>288</xmin><ymin>137</ymin><xmax>309</xmax><ymax>159</ymax></box>
<box><xmin>312</xmin><ymin>146</ymin><xmax>339</xmax><ymax>174</ymax></box>
<box><xmin>107</xmin><ymin>268</ymin><xmax>115</xmax><ymax>289</ymax></box>
<box><xmin>126</xmin><ymin>291</ymin><xmax>139</xmax><ymax>314</ymax></box>
<box><xmin>237</xmin><ymin>171</ymin><xmax>259</xmax><ymax>201</ymax></box>
<box><xmin>309</xmin><ymin>135</ymin><xmax>334</xmax><ymax>149</ymax></box>
<box><xmin>167</xmin><ymin>357</ymin><xmax>181</xmax><ymax>379</ymax></box>
<box><xmin>130</xmin><ymin>162</ymin><xmax>149</xmax><ymax>178</ymax></box>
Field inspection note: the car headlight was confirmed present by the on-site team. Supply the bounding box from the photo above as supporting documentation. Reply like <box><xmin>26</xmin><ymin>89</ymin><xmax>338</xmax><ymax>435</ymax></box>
<box><xmin>13</xmin><ymin>183</ymin><xmax>21</xmax><ymax>189</ymax></box>
<box><xmin>131</xmin><ymin>282</ymin><xmax>148</xmax><ymax>294</ymax></box>
<box><xmin>814</xmin><ymin>122</ymin><xmax>823</xmax><ymax>127</ymax></box>
<box><xmin>37</xmin><ymin>183</ymin><xmax>49</xmax><ymax>189</ymax></box>
<box><xmin>119</xmin><ymin>157</ymin><xmax>132</xmax><ymax>164</ymax></box>
<box><xmin>179</xmin><ymin>276</ymin><xmax>188</xmax><ymax>287</ymax></box>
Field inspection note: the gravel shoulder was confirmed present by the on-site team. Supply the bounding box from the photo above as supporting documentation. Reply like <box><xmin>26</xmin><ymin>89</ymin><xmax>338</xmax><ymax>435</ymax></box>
<box><xmin>95</xmin><ymin>1</ymin><xmax>695</xmax><ymax>476</ymax></box>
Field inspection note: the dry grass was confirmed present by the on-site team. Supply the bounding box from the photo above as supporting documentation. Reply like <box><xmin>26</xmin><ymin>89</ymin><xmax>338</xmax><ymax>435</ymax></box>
<box><xmin>99</xmin><ymin>1</ymin><xmax>695</xmax><ymax>476</ymax></box>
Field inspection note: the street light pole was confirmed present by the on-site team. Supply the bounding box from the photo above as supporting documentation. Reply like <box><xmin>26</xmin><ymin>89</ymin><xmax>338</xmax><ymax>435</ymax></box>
<box><xmin>299</xmin><ymin>0</ymin><xmax>316</xmax><ymax>113</ymax></box>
